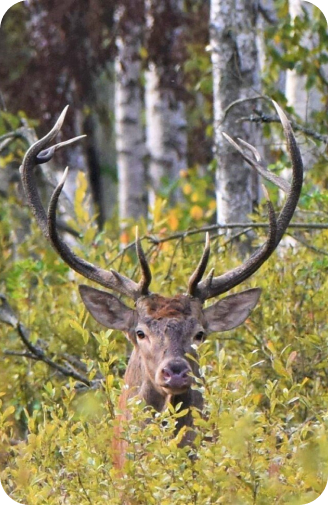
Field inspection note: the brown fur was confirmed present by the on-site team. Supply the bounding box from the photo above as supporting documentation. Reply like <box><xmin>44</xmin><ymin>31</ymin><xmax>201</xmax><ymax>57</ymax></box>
<box><xmin>140</xmin><ymin>294</ymin><xmax>194</xmax><ymax>319</ymax></box>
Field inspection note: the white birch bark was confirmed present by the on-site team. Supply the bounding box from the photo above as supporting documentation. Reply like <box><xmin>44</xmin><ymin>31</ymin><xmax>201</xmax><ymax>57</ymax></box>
<box><xmin>210</xmin><ymin>0</ymin><xmax>262</xmax><ymax>226</ymax></box>
<box><xmin>257</xmin><ymin>0</ymin><xmax>286</xmax><ymax>93</ymax></box>
<box><xmin>145</xmin><ymin>64</ymin><xmax>187</xmax><ymax>207</ymax></box>
<box><xmin>285</xmin><ymin>0</ymin><xmax>326</xmax><ymax>169</ymax></box>
<box><xmin>115</xmin><ymin>19</ymin><xmax>147</xmax><ymax>223</ymax></box>
<box><xmin>285</xmin><ymin>0</ymin><xmax>322</xmax><ymax>122</ymax></box>
<box><xmin>145</xmin><ymin>0</ymin><xmax>187</xmax><ymax>207</ymax></box>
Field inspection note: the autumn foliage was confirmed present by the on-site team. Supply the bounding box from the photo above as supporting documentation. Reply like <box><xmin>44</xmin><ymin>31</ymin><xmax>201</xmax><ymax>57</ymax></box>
<box><xmin>0</xmin><ymin>166</ymin><xmax>328</xmax><ymax>504</ymax></box>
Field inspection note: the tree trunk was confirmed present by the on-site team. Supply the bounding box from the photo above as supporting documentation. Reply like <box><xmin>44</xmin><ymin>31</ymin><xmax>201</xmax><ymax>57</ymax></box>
<box><xmin>286</xmin><ymin>0</ymin><xmax>321</xmax><ymax>119</ymax></box>
<box><xmin>145</xmin><ymin>64</ymin><xmax>187</xmax><ymax>207</ymax></box>
<box><xmin>90</xmin><ymin>68</ymin><xmax>117</xmax><ymax>223</ymax></box>
<box><xmin>210</xmin><ymin>0</ymin><xmax>262</xmax><ymax>227</ymax></box>
<box><xmin>145</xmin><ymin>0</ymin><xmax>188</xmax><ymax>207</ymax></box>
<box><xmin>285</xmin><ymin>0</ymin><xmax>323</xmax><ymax>168</ymax></box>
<box><xmin>114</xmin><ymin>2</ymin><xmax>147</xmax><ymax>224</ymax></box>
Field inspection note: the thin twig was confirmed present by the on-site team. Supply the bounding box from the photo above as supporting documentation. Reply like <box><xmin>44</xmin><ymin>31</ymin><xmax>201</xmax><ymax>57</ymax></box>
<box><xmin>98</xmin><ymin>222</ymin><xmax>328</xmax><ymax>269</ymax></box>
<box><xmin>239</xmin><ymin>110</ymin><xmax>328</xmax><ymax>144</ymax></box>
<box><xmin>288</xmin><ymin>233</ymin><xmax>328</xmax><ymax>256</ymax></box>
<box><xmin>219</xmin><ymin>96</ymin><xmax>328</xmax><ymax>145</ymax></box>
<box><xmin>16</xmin><ymin>323</ymin><xmax>91</xmax><ymax>385</ymax></box>
<box><xmin>77</xmin><ymin>473</ymin><xmax>93</xmax><ymax>505</ymax></box>
<box><xmin>220</xmin><ymin>95</ymin><xmax>271</xmax><ymax>124</ymax></box>
<box><xmin>220</xmin><ymin>227</ymin><xmax>254</xmax><ymax>248</ymax></box>
<box><xmin>165</xmin><ymin>237</ymin><xmax>183</xmax><ymax>280</ymax></box>
<box><xmin>145</xmin><ymin>222</ymin><xmax>328</xmax><ymax>246</ymax></box>
<box><xmin>0</xmin><ymin>294</ymin><xmax>92</xmax><ymax>386</ymax></box>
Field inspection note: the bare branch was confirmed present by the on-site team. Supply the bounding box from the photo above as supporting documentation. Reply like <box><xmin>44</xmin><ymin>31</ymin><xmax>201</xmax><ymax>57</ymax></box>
<box><xmin>288</xmin><ymin>233</ymin><xmax>328</xmax><ymax>256</ymax></box>
<box><xmin>239</xmin><ymin>109</ymin><xmax>328</xmax><ymax>144</ymax></box>
<box><xmin>0</xmin><ymin>294</ymin><xmax>94</xmax><ymax>387</ymax></box>
<box><xmin>220</xmin><ymin>95</ymin><xmax>271</xmax><ymax>125</ymax></box>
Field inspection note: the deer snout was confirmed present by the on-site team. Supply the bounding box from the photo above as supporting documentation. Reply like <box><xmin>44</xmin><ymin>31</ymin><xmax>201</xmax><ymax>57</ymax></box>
<box><xmin>160</xmin><ymin>360</ymin><xmax>192</xmax><ymax>391</ymax></box>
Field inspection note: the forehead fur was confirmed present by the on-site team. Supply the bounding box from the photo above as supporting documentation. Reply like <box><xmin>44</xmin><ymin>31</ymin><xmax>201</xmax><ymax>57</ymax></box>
<box><xmin>137</xmin><ymin>294</ymin><xmax>201</xmax><ymax>320</ymax></box>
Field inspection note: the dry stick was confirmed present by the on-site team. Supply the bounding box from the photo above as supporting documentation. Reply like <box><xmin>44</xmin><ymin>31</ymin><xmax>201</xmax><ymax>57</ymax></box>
<box><xmin>145</xmin><ymin>222</ymin><xmax>328</xmax><ymax>245</ymax></box>
<box><xmin>239</xmin><ymin>110</ymin><xmax>328</xmax><ymax>145</ymax></box>
<box><xmin>165</xmin><ymin>237</ymin><xmax>183</xmax><ymax>281</ymax></box>
<box><xmin>102</xmin><ymin>222</ymin><xmax>328</xmax><ymax>268</ymax></box>
<box><xmin>220</xmin><ymin>95</ymin><xmax>328</xmax><ymax>145</ymax></box>
<box><xmin>288</xmin><ymin>233</ymin><xmax>328</xmax><ymax>256</ymax></box>
<box><xmin>220</xmin><ymin>227</ymin><xmax>254</xmax><ymax>248</ymax></box>
<box><xmin>16</xmin><ymin>323</ymin><xmax>91</xmax><ymax>386</ymax></box>
<box><xmin>77</xmin><ymin>473</ymin><xmax>93</xmax><ymax>505</ymax></box>
<box><xmin>219</xmin><ymin>95</ymin><xmax>270</xmax><ymax>124</ymax></box>
<box><xmin>0</xmin><ymin>295</ymin><xmax>93</xmax><ymax>386</ymax></box>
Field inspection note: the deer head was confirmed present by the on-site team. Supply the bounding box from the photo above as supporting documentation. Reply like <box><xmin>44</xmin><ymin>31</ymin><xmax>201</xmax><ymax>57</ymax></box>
<box><xmin>20</xmin><ymin>102</ymin><xmax>303</xmax><ymax>414</ymax></box>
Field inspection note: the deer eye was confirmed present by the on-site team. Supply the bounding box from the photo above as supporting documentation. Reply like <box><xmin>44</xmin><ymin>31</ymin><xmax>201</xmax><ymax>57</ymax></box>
<box><xmin>136</xmin><ymin>330</ymin><xmax>146</xmax><ymax>339</ymax></box>
<box><xmin>194</xmin><ymin>331</ymin><xmax>205</xmax><ymax>342</ymax></box>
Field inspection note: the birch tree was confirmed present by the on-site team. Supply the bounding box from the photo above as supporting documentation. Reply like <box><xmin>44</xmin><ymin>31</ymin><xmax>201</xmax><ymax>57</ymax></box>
<box><xmin>285</xmin><ymin>0</ymin><xmax>327</xmax><ymax>168</ymax></box>
<box><xmin>115</xmin><ymin>0</ymin><xmax>147</xmax><ymax>223</ymax></box>
<box><xmin>210</xmin><ymin>0</ymin><xmax>262</xmax><ymax>227</ymax></box>
<box><xmin>285</xmin><ymin>0</ymin><xmax>320</xmax><ymax>119</ymax></box>
<box><xmin>145</xmin><ymin>0</ymin><xmax>188</xmax><ymax>207</ymax></box>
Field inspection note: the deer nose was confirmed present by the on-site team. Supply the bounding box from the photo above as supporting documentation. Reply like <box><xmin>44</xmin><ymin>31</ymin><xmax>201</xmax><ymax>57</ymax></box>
<box><xmin>161</xmin><ymin>362</ymin><xmax>192</xmax><ymax>389</ymax></box>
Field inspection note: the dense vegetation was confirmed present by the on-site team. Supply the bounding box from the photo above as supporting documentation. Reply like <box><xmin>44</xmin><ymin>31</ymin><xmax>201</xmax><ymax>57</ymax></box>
<box><xmin>1</xmin><ymin>1</ymin><xmax>328</xmax><ymax>504</ymax></box>
<box><xmin>1</xmin><ymin>158</ymin><xmax>328</xmax><ymax>503</ymax></box>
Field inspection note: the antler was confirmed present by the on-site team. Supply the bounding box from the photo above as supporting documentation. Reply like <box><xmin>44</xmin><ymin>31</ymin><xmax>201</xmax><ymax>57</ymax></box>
<box><xmin>20</xmin><ymin>106</ymin><xmax>152</xmax><ymax>301</ymax></box>
<box><xmin>188</xmin><ymin>101</ymin><xmax>303</xmax><ymax>301</ymax></box>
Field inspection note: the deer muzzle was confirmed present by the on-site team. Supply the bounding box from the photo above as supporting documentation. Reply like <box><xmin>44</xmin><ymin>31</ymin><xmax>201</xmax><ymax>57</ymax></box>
<box><xmin>159</xmin><ymin>359</ymin><xmax>192</xmax><ymax>392</ymax></box>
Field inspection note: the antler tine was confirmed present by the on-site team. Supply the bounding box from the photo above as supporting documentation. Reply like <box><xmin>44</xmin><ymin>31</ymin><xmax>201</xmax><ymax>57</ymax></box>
<box><xmin>135</xmin><ymin>227</ymin><xmax>152</xmax><ymax>296</ymax></box>
<box><xmin>21</xmin><ymin>108</ymin><xmax>150</xmax><ymax>301</ymax></box>
<box><xmin>191</xmin><ymin>191</ymin><xmax>277</xmax><ymax>301</ymax></box>
<box><xmin>20</xmin><ymin>106</ymin><xmax>68</xmax><ymax>236</ymax></box>
<box><xmin>222</xmin><ymin>133</ymin><xmax>291</xmax><ymax>194</ymax></box>
<box><xmin>191</xmin><ymin>101</ymin><xmax>303</xmax><ymax>301</ymax></box>
<box><xmin>188</xmin><ymin>232</ymin><xmax>210</xmax><ymax>297</ymax></box>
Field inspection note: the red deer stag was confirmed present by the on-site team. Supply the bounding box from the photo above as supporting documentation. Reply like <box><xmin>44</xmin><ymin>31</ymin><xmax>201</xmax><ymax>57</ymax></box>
<box><xmin>20</xmin><ymin>101</ymin><xmax>303</xmax><ymax>456</ymax></box>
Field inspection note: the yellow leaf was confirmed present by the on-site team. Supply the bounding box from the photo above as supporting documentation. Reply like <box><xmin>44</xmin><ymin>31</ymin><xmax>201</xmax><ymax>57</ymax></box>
<box><xmin>84</xmin><ymin>227</ymin><xmax>97</xmax><ymax>244</ymax></box>
<box><xmin>182</xmin><ymin>183</ymin><xmax>192</xmax><ymax>196</ymax></box>
<box><xmin>139</xmin><ymin>46</ymin><xmax>148</xmax><ymax>59</ymax></box>
<box><xmin>252</xmin><ymin>393</ymin><xmax>262</xmax><ymax>405</ymax></box>
<box><xmin>272</xmin><ymin>358</ymin><xmax>290</xmax><ymax>379</ymax></box>
<box><xmin>266</xmin><ymin>340</ymin><xmax>276</xmax><ymax>355</ymax></box>
<box><xmin>2</xmin><ymin>405</ymin><xmax>15</xmax><ymax>420</ymax></box>
<box><xmin>190</xmin><ymin>205</ymin><xmax>203</xmax><ymax>220</ymax></box>
<box><xmin>70</xmin><ymin>320</ymin><xmax>89</xmax><ymax>344</ymax></box>
<box><xmin>191</xmin><ymin>192</ymin><xmax>199</xmax><ymax>203</ymax></box>
<box><xmin>120</xmin><ymin>231</ymin><xmax>130</xmax><ymax>246</ymax></box>
<box><xmin>209</xmin><ymin>199</ymin><xmax>216</xmax><ymax>210</ymax></box>
<box><xmin>151</xmin><ymin>196</ymin><xmax>167</xmax><ymax>226</ymax></box>
<box><xmin>167</xmin><ymin>210</ymin><xmax>179</xmax><ymax>231</ymax></box>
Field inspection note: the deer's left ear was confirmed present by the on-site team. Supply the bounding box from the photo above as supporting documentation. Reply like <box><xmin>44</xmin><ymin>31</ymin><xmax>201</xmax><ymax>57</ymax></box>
<box><xmin>204</xmin><ymin>288</ymin><xmax>261</xmax><ymax>333</ymax></box>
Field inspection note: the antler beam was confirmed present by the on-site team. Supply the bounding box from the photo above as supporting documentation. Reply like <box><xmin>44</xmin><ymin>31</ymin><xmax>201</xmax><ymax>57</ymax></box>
<box><xmin>20</xmin><ymin>106</ymin><xmax>152</xmax><ymax>301</ymax></box>
<box><xmin>188</xmin><ymin>101</ymin><xmax>303</xmax><ymax>301</ymax></box>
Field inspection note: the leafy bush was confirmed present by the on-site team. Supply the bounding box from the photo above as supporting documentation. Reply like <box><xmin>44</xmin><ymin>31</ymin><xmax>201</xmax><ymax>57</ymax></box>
<box><xmin>0</xmin><ymin>167</ymin><xmax>328</xmax><ymax>504</ymax></box>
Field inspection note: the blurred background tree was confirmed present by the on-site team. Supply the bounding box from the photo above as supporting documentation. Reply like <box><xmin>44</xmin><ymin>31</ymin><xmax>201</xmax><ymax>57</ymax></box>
<box><xmin>1</xmin><ymin>0</ymin><xmax>327</xmax><ymax>228</ymax></box>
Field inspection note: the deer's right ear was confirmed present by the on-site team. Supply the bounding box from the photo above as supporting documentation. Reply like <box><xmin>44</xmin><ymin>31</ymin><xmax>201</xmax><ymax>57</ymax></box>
<box><xmin>79</xmin><ymin>285</ymin><xmax>135</xmax><ymax>331</ymax></box>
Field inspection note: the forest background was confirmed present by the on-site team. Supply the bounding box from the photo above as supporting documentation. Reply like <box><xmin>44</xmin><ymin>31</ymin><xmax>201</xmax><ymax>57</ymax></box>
<box><xmin>1</xmin><ymin>1</ymin><xmax>328</xmax><ymax>504</ymax></box>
